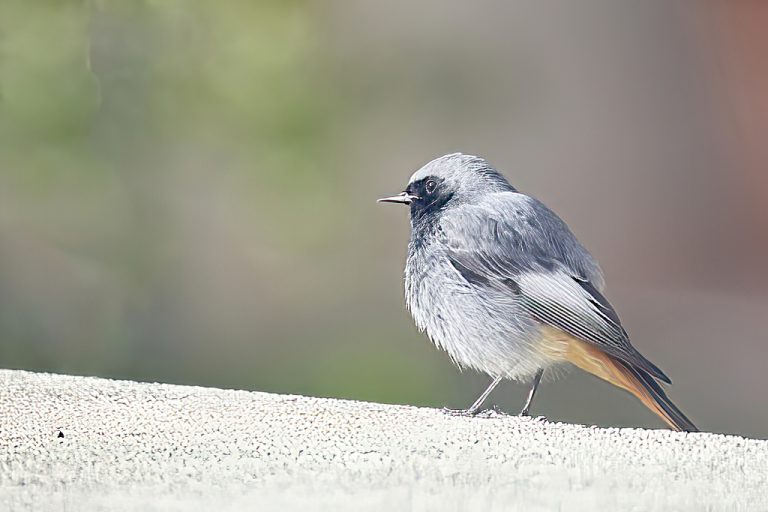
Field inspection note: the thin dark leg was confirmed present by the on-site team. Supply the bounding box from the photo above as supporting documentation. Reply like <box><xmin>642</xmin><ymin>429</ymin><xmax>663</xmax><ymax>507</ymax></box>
<box><xmin>520</xmin><ymin>368</ymin><xmax>544</xmax><ymax>416</ymax></box>
<box><xmin>465</xmin><ymin>375</ymin><xmax>504</xmax><ymax>415</ymax></box>
<box><xmin>442</xmin><ymin>375</ymin><xmax>504</xmax><ymax>416</ymax></box>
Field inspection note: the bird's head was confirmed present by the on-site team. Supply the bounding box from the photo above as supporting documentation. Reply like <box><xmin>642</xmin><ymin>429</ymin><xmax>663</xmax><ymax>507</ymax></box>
<box><xmin>378</xmin><ymin>153</ymin><xmax>515</xmax><ymax>222</ymax></box>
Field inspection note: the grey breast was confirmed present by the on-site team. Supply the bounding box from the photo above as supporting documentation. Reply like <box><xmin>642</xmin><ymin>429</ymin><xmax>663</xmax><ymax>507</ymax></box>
<box><xmin>403</xmin><ymin>203</ymin><xmax>548</xmax><ymax>380</ymax></box>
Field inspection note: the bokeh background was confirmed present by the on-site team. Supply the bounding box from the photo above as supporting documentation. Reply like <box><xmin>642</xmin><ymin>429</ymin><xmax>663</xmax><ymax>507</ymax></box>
<box><xmin>1</xmin><ymin>0</ymin><xmax>766</xmax><ymax>438</ymax></box>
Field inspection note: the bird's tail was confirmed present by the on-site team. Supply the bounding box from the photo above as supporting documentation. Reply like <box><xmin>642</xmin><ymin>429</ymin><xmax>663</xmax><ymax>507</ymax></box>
<box><xmin>564</xmin><ymin>338</ymin><xmax>698</xmax><ymax>432</ymax></box>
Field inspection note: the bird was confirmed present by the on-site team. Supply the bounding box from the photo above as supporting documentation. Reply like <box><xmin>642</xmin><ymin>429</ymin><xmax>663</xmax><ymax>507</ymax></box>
<box><xmin>378</xmin><ymin>153</ymin><xmax>697</xmax><ymax>432</ymax></box>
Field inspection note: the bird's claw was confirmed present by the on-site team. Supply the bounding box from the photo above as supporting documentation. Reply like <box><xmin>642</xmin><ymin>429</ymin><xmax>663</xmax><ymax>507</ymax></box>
<box><xmin>441</xmin><ymin>405</ymin><xmax>508</xmax><ymax>418</ymax></box>
<box><xmin>441</xmin><ymin>407</ymin><xmax>479</xmax><ymax>417</ymax></box>
<box><xmin>518</xmin><ymin>413</ymin><xmax>548</xmax><ymax>422</ymax></box>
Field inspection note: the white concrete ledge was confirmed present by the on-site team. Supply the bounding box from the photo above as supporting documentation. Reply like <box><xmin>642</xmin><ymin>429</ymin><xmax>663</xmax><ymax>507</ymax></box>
<box><xmin>0</xmin><ymin>370</ymin><xmax>765</xmax><ymax>511</ymax></box>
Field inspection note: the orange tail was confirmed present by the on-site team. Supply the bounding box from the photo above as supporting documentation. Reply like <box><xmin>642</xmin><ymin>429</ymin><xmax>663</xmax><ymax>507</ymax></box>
<box><xmin>563</xmin><ymin>338</ymin><xmax>697</xmax><ymax>432</ymax></box>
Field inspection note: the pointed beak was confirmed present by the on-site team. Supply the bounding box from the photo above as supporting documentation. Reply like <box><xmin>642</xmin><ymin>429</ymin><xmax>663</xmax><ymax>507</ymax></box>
<box><xmin>377</xmin><ymin>192</ymin><xmax>419</xmax><ymax>205</ymax></box>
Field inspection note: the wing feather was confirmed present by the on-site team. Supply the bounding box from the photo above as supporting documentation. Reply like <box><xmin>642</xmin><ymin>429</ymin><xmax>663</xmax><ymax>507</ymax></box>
<box><xmin>441</xmin><ymin>192</ymin><xmax>671</xmax><ymax>384</ymax></box>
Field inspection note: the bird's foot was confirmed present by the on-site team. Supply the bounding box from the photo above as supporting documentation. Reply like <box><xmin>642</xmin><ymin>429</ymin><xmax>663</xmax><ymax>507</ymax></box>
<box><xmin>518</xmin><ymin>413</ymin><xmax>548</xmax><ymax>423</ymax></box>
<box><xmin>441</xmin><ymin>407</ymin><xmax>479</xmax><ymax>417</ymax></box>
<box><xmin>441</xmin><ymin>405</ymin><xmax>508</xmax><ymax>418</ymax></box>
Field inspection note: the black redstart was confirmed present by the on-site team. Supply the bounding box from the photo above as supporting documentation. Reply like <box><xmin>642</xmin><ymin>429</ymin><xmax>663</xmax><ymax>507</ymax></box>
<box><xmin>379</xmin><ymin>153</ymin><xmax>697</xmax><ymax>432</ymax></box>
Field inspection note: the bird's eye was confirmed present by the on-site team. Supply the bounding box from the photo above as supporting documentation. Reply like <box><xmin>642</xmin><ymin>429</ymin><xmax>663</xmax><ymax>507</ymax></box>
<box><xmin>425</xmin><ymin>180</ymin><xmax>437</xmax><ymax>194</ymax></box>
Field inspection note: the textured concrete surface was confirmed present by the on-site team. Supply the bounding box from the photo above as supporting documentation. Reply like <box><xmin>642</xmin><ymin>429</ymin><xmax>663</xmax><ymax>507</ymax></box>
<box><xmin>0</xmin><ymin>370</ymin><xmax>765</xmax><ymax>511</ymax></box>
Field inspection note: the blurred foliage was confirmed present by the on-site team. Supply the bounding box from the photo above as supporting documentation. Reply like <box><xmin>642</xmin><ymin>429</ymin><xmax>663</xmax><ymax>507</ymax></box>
<box><xmin>0</xmin><ymin>0</ymin><xmax>341</xmax><ymax>380</ymax></box>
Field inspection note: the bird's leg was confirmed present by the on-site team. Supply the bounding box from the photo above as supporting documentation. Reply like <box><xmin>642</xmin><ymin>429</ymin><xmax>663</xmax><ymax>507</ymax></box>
<box><xmin>444</xmin><ymin>375</ymin><xmax>503</xmax><ymax>416</ymax></box>
<box><xmin>520</xmin><ymin>368</ymin><xmax>544</xmax><ymax>416</ymax></box>
<box><xmin>467</xmin><ymin>375</ymin><xmax>504</xmax><ymax>414</ymax></box>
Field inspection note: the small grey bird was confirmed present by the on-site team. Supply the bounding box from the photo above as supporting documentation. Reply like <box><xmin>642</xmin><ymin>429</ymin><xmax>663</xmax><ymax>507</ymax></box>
<box><xmin>379</xmin><ymin>153</ymin><xmax>697</xmax><ymax>431</ymax></box>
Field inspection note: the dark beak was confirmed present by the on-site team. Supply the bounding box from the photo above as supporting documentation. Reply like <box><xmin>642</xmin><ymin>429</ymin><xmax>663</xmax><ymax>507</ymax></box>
<box><xmin>377</xmin><ymin>192</ymin><xmax>419</xmax><ymax>205</ymax></box>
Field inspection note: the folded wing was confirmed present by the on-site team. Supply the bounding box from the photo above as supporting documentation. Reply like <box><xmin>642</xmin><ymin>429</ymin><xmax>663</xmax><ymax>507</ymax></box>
<box><xmin>441</xmin><ymin>192</ymin><xmax>671</xmax><ymax>384</ymax></box>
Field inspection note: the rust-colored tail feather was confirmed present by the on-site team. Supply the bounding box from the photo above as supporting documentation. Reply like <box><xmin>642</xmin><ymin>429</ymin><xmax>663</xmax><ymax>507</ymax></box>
<box><xmin>564</xmin><ymin>338</ymin><xmax>698</xmax><ymax>432</ymax></box>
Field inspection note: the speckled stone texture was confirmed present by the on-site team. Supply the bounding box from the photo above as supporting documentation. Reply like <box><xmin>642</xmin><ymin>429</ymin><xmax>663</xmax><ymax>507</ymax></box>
<box><xmin>0</xmin><ymin>370</ymin><xmax>764</xmax><ymax>511</ymax></box>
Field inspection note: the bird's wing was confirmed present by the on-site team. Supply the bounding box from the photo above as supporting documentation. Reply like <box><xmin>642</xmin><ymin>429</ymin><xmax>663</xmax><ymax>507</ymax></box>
<box><xmin>440</xmin><ymin>192</ymin><xmax>670</xmax><ymax>383</ymax></box>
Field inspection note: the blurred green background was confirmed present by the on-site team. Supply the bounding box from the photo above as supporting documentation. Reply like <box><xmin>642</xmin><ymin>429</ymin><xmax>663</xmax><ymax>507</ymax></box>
<box><xmin>1</xmin><ymin>0</ymin><xmax>767</xmax><ymax>438</ymax></box>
